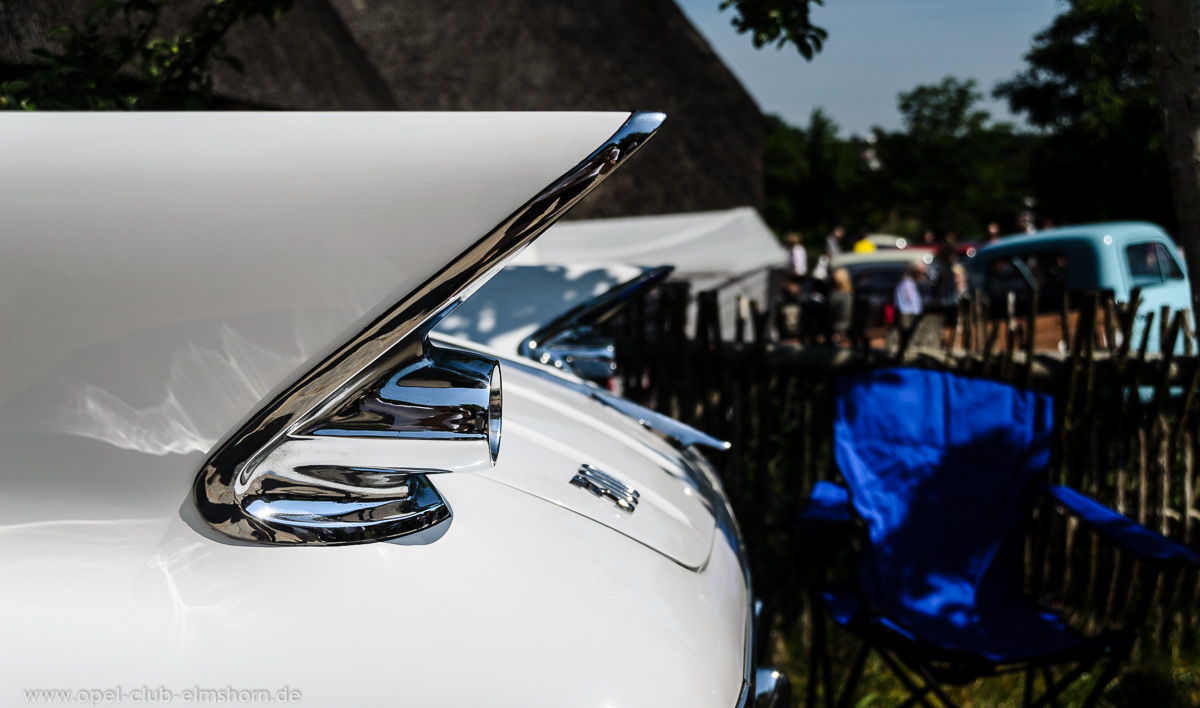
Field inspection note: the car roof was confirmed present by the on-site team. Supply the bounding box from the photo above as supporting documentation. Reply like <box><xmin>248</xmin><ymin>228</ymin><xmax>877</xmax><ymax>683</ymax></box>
<box><xmin>975</xmin><ymin>222</ymin><xmax>1171</xmax><ymax>258</ymax></box>
<box><xmin>832</xmin><ymin>249</ymin><xmax>932</xmax><ymax>269</ymax></box>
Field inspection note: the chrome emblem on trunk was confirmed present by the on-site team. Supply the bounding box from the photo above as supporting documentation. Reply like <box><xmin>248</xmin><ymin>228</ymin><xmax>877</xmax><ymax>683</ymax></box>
<box><xmin>571</xmin><ymin>464</ymin><xmax>639</xmax><ymax>513</ymax></box>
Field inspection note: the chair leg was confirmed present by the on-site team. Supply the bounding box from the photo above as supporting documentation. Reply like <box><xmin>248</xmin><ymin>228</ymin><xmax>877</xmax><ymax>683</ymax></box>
<box><xmin>806</xmin><ymin>608</ymin><xmax>835</xmax><ymax>708</ymax></box>
<box><xmin>1080</xmin><ymin>656</ymin><xmax>1123</xmax><ymax>708</ymax></box>
<box><xmin>1029</xmin><ymin>661</ymin><xmax>1090</xmax><ymax>708</ymax></box>
<box><xmin>806</xmin><ymin>609</ymin><xmax>819</xmax><ymax>708</ymax></box>
<box><xmin>912</xmin><ymin>663</ymin><xmax>960</xmax><ymax>708</ymax></box>
<box><xmin>835</xmin><ymin>640</ymin><xmax>871</xmax><ymax>708</ymax></box>
<box><xmin>1040</xmin><ymin>667</ymin><xmax>1060</xmax><ymax>708</ymax></box>
<box><xmin>895</xmin><ymin>687</ymin><xmax>934</xmax><ymax>708</ymax></box>
<box><xmin>1022</xmin><ymin>668</ymin><xmax>1034</xmax><ymax>708</ymax></box>
<box><xmin>819</xmin><ymin>620</ymin><xmax>835</xmax><ymax>708</ymax></box>
<box><xmin>875</xmin><ymin>649</ymin><xmax>952</xmax><ymax>708</ymax></box>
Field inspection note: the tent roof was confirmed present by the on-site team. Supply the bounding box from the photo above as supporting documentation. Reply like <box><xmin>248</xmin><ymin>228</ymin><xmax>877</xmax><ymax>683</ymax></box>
<box><xmin>517</xmin><ymin>207</ymin><xmax>784</xmax><ymax>284</ymax></box>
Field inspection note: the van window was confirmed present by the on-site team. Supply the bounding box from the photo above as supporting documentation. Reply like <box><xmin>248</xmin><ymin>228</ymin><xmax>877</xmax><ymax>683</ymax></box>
<box><xmin>1156</xmin><ymin>243</ymin><xmax>1185</xmax><ymax>281</ymax></box>
<box><xmin>1126</xmin><ymin>242</ymin><xmax>1164</xmax><ymax>285</ymax></box>
<box><xmin>987</xmin><ymin>251</ymin><xmax>1067</xmax><ymax>303</ymax></box>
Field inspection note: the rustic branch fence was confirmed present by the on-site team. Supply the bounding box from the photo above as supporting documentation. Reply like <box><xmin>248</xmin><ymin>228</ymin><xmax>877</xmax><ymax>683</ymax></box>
<box><xmin>611</xmin><ymin>282</ymin><xmax>1200</xmax><ymax>659</ymax></box>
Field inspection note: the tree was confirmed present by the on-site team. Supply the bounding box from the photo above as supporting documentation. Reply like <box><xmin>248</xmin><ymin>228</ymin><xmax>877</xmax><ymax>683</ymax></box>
<box><xmin>762</xmin><ymin>109</ymin><xmax>864</xmax><ymax>240</ymax></box>
<box><xmin>899</xmin><ymin>77</ymin><xmax>991</xmax><ymax>139</ymax></box>
<box><xmin>761</xmin><ymin>79</ymin><xmax>1035</xmax><ymax>242</ymax></box>
<box><xmin>873</xmin><ymin>77</ymin><xmax>1034</xmax><ymax>236</ymax></box>
<box><xmin>721</xmin><ymin>0</ymin><xmax>827</xmax><ymax>59</ymax></box>
<box><xmin>762</xmin><ymin>115</ymin><xmax>810</xmax><ymax>233</ymax></box>
<box><xmin>994</xmin><ymin>0</ymin><xmax>1173</xmax><ymax>232</ymax></box>
<box><xmin>994</xmin><ymin>0</ymin><xmax>1153</xmax><ymax>134</ymax></box>
<box><xmin>0</xmin><ymin>0</ymin><xmax>292</xmax><ymax>110</ymax></box>
<box><xmin>1143</xmin><ymin>1</ymin><xmax>1200</xmax><ymax>312</ymax></box>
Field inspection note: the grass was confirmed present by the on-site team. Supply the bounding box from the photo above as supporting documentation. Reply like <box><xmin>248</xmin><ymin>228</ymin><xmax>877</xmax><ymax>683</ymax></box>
<box><xmin>766</xmin><ymin>615</ymin><xmax>1200</xmax><ymax>707</ymax></box>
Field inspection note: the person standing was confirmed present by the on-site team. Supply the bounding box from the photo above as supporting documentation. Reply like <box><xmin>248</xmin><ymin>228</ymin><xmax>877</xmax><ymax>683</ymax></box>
<box><xmin>777</xmin><ymin>277</ymin><xmax>803</xmax><ymax>343</ymax></box>
<box><xmin>785</xmin><ymin>233</ymin><xmax>808</xmax><ymax>279</ymax></box>
<box><xmin>894</xmin><ymin>262</ymin><xmax>924</xmax><ymax>317</ymax></box>
<box><xmin>930</xmin><ymin>244</ymin><xmax>965</xmax><ymax>346</ymax></box>
<box><xmin>829</xmin><ymin>268</ymin><xmax>854</xmax><ymax>346</ymax></box>
<box><xmin>812</xmin><ymin>253</ymin><xmax>830</xmax><ymax>282</ymax></box>
<box><xmin>1017</xmin><ymin>197</ymin><xmax>1036</xmax><ymax>234</ymax></box>
<box><xmin>825</xmin><ymin>226</ymin><xmax>844</xmax><ymax>261</ymax></box>
<box><xmin>985</xmin><ymin>222</ymin><xmax>1001</xmax><ymax>243</ymax></box>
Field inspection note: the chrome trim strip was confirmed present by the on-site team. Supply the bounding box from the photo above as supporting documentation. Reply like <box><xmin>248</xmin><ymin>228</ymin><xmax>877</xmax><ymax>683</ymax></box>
<box><xmin>592</xmin><ymin>390</ymin><xmax>732</xmax><ymax>451</ymax></box>
<box><xmin>520</xmin><ymin>265</ymin><xmax>674</xmax><ymax>378</ymax></box>
<box><xmin>194</xmin><ymin>112</ymin><xmax>666</xmax><ymax>544</ymax></box>
<box><xmin>448</xmin><ymin>328</ymin><xmax>733</xmax><ymax>453</ymax></box>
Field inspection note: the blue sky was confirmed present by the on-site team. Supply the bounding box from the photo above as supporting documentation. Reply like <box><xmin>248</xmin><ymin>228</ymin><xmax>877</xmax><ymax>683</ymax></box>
<box><xmin>675</xmin><ymin>0</ymin><xmax>1061</xmax><ymax>136</ymax></box>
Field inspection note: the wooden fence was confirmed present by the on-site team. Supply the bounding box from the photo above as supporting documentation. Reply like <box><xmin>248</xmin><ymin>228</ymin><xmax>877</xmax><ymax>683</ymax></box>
<box><xmin>611</xmin><ymin>283</ymin><xmax>1200</xmax><ymax>658</ymax></box>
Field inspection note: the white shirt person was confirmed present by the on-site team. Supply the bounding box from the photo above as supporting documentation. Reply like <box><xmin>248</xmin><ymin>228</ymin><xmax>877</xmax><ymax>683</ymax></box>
<box><xmin>785</xmin><ymin>234</ymin><xmax>808</xmax><ymax>278</ymax></box>
<box><xmin>894</xmin><ymin>263</ymin><xmax>924</xmax><ymax>316</ymax></box>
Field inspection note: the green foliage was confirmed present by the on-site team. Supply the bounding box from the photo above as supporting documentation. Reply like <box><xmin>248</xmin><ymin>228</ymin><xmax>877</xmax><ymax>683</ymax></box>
<box><xmin>995</xmin><ymin>0</ymin><xmax>1153</xmax><ymax>135</ymax></box>
<box><xmin>763</xmin><ymin>77</ymin><xmax>1036</xmax><ymax>242</ymax></box>
<box><xmin>720</xmin><ymin>0</ymin><xmax>827</xmax><ymax>59</ymax></box>
<box><xmin>763</xmin><ymin>109</ymin><xmax>863</xmax><ymax>241</ymax></box>
<box><xmin>0</xmin><ymin>0</ymin><xmax>293</xmax><ymax>110</ymax></box>
<box><xmin>878</xmin><ymin>76</ymin><xmax>1034</xmax><ymax>236</ymax></box>
<box><xmin>994</xmin><ymin>0</ymin><xmax>1172</xmax><ymax>230</ymax></box>
<box><xmin>898</xmin><ymin>76</ymin><xmax>990</xmax><ymax>139</ymax></box>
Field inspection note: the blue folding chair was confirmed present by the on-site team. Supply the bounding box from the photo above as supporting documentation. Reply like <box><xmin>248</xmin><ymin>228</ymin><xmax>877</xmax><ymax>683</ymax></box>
<box><xmin>801</xmin><ymin>367</ymin><xmax>1200</xmax><ymax>708</ymax></box>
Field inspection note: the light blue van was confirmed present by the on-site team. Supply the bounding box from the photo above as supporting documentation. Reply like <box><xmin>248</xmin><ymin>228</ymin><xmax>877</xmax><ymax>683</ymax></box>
<box><xmin>968</xmin><ymin>222</ymin><xmax>1192</xmax><ymax>354</ymax></box>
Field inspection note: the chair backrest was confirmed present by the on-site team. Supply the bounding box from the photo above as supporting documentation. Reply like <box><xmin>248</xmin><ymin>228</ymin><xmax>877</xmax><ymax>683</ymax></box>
<box><xmin>834</xmin><ymin>368</ymin><xmax>1054</xmax><ymax>625</ymax></box>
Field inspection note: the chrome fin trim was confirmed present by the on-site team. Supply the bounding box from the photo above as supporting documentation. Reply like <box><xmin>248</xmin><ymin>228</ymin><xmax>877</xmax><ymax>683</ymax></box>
<box><xmin>591</xmin><ymin>390</ymin><xmax>732</xmax><ymax>452</ymax></box>
<box><xmin>193</xmin><ymin>111</ymin><xmax>667</xmax><ymax>545</ymax></box>
<box><xmin>519</xmin><ymin>265</ymin><xmax>674</xmax><ymax>378</ymax></box>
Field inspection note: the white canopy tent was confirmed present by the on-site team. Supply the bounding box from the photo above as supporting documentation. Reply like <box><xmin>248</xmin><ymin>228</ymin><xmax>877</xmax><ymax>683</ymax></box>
<box><xmin>436</xmin><ymin>207</ymin><xmax>785</xmax><ymax>353</ymax></box>
<box><xmin>519</xmin><ymin>207</ymin><xmax>785</xmax><ymax>290</ymax></box>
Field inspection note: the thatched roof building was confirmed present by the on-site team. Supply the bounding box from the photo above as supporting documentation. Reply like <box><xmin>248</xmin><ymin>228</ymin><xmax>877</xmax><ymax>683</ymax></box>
<box><xmin>1</xmin><ymin>0</ymin><xmax>763</xmax><ymax>218</ymax></box>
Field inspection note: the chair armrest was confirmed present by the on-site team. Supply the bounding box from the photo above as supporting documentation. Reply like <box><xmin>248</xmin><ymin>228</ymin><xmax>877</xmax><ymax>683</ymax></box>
<box><xmin>1043</xmin><ymin>484</ymin><xmax>1200</xmax><ymax>566</ymax></box>
<box><xmin>797</xmin><ymin>480</ymin><xmax>854</xmax><ymax>527</ymax></box>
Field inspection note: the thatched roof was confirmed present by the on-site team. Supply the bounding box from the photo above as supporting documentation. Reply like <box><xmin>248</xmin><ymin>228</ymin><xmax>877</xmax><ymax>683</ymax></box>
<box><xmin>1</xmin><ymin>0</ymin><xmax>763</xmax><ymax>218</ymax></box>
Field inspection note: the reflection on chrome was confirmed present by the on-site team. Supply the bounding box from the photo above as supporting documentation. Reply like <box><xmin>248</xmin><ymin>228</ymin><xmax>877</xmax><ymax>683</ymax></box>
<box><xmin>195</xmin><ymin>112</ymin><xmax>666</xmax><ymax>545</ymax></box>
<box><xmin>304</xmin><ymin>341</ymin><xmax>502</xmax><ymax>463</ymax></box>
<box><xmin>752</xmin><ymin>668</ymin><xmax>791</xmax><ymax>708</ymax></box>
<box><xmin>519</xmin><ymin>266</ymin><xmax>673</xmax><ymax>382</ymax></box>
<box><xmin>242</xmin><ymin>471</ymin><xmax>449</xmax><ymax>544</ymax></box>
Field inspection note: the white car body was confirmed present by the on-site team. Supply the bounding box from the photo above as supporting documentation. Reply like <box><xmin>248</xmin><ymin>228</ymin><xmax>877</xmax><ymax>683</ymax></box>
<box><xmin>0</xmin><ymin>113</ymin><xmax>753</xmax><ymax>707</ymax></box>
